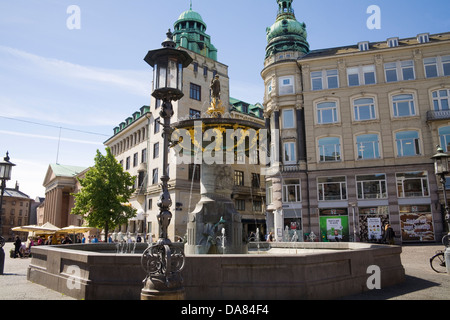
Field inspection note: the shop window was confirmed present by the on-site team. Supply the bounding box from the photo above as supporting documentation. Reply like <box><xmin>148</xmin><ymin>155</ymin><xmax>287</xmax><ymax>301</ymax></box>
<box><xmin>356</xmin><ymin>174</ymin><xmax>387</xmax><ymax>199</ymax></box>
<box><xmin>396</xmin><ymin>171</ymin><xmax>429</xmax><ymax>198</ymax></box>
<box><xmin>318</xmin><ymin>176</ymin><xmax>347</xmax><ymax>201</ymax></box>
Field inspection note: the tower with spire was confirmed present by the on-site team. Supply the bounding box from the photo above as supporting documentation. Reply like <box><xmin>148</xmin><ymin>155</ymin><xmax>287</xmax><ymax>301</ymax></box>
<box><xmin>172</xmin><ymin>3</ymin><xmax>218</xmax><ymax>61</ymax></box>
<box><xmin>265</xmin><ymin>0</ymin><xmax>309</xmax><ymax>59</ymax></box>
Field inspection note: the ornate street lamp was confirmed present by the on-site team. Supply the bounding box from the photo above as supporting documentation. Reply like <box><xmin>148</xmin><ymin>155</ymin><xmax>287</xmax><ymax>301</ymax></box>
<box><xmin>0</xmin><ymin>152</ymin><xmax>16</xmax><ymax>275</ymax></box>
<box><xmin>141</xmin><ymin>30</ymin><xmax>193</xmax><ymax>300</ymax></box>
<box><xmin>431</xmin><ymin>146</ymin><xmax>450</xmax><ymax>234</ymax></box>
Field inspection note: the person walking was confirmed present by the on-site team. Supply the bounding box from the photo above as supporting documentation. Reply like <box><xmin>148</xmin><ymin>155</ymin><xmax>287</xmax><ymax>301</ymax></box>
<box><xmin>14</xmin><ymin>236</ymin><xmax>23</xmax><ymax>258</ymax></box>
<box><xmin>383</xmin><ymin>224</ymin><xmax>395</xmax><ymax>245</ymax></box>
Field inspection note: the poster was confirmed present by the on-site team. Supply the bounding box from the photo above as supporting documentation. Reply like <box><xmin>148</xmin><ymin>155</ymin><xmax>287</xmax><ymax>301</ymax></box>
<box><xmin>367</xmin><ymin>217</ymin><xmax>382</xmax><ymax>240</ymax></box>
<box><xmin>399</xmin><ymin>205</ymin><xmax>435</xmax><ymax>241</ymax></box>
<box><xmin>319</xmin><ymin>216</ymin><xmax>349</xmax><ymax>242</ymax></box>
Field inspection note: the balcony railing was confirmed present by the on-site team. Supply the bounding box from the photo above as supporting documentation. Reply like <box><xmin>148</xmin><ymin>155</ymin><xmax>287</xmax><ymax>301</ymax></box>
<box><xmin>427</xmin><ymin>110</ymin><xmax>450</xmax><ymax>121</ymax></box>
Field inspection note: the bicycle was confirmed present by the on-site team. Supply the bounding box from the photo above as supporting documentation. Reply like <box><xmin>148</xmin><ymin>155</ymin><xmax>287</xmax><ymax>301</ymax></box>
<box><xmin>429</xmin><ymin>234</ymin><xmax>449</xmax><ymax>273</ymax></box>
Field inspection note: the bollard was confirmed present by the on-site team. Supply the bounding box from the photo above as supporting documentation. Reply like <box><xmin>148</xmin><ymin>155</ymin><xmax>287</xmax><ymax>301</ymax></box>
<box><xmin>445</xmin><ymin>247</ymin><xmax>450</xmax><ymax>275</ymax></box>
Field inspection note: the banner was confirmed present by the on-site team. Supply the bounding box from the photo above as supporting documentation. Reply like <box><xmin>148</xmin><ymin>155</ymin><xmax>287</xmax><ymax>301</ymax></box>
<box><xmin>319</xmin><ymin>216</ymin><xmax>349</xmax><ymax>242</ymax></box>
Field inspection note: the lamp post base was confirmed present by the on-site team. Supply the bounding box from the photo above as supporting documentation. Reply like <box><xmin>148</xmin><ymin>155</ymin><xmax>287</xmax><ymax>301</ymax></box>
<box><xmin>141</xmin><ymin>287</ymin><xmax>185</xmax><ymax>300</ymax></box>
<box><xmin>0</xmin><ymin>247</ymin><xmax>5</xmax><ymax>275</ymax></box>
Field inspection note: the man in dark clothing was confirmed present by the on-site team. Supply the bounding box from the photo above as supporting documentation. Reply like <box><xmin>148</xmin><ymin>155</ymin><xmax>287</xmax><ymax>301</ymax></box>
<box><xmin>14</xmin><ymin>236</ymin><xmax>23</xmax><ymax>258</ymax></box>
<box><xmin>383</xmin><ymin>224</ymin><xmax>395</xmax><ymax>245</ymax></box>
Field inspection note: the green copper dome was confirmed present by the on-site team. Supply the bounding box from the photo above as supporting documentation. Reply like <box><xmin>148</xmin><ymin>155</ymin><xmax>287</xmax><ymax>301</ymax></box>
<box><xmin>175</xmin><ymin>8</ymin><xmax>206</xmax><ymax>29</ymax></box>
<box><xmin>266</xmin><ymin>0</ymin><xmax>309</xmax><ymax>58</ymax></box>
<box><xmin>173</xmin><ymin>6</ymin><xmax>217</xmax><ymax>61</ymax></box>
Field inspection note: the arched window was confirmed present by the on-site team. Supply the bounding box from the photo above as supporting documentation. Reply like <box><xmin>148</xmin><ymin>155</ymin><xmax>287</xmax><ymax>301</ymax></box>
<box><xmin>318</xmin><ymin>137</ymin><xmax>341</xmax><ymax>162</ymax></box>
<box><xmin>353</xmin><ymin>98</ymin><xmax>376</xmax><ymax>121</ymax></box>
<box><xmin>395</xmin><ymin>130</ymin><xmax>420</xmax><ymax>157</ymax></box>
<box><xmin>356</xmin><ymin>134</ymin><xmax>380</xmax><ymax>159</ymax></box>
<box><xmin>392</xmin><ymin>94</ymin><xmax>416</xmax><ymax>117</ymax></box>
<box><xmin>316</xmin><ymin>101</ymin><xmax>338</xmax><ymax>124</ymax></box>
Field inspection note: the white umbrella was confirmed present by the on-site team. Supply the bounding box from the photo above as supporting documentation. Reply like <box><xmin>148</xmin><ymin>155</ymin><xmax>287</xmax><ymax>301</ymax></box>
<box><xmin>60</xmin><ymin>225</ymin><xmax>94</xmax><ymax>233</ymax></box>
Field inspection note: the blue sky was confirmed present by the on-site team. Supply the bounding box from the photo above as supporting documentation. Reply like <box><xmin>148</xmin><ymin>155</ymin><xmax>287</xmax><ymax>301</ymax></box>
<box><xmin>1</xmin><ymin>0</ymin><xmax>449</xmax><ymax>198</ymax></box>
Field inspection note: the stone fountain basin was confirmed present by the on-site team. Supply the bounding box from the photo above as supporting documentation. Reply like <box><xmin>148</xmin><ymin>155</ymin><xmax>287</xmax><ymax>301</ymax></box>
<box><xmin>27</xmin><ymin>242</ymin><xmax>404</xmax><ymax>300</ymax></box>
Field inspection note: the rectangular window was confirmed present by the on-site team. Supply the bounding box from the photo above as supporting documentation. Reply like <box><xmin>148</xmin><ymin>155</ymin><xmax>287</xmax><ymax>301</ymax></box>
<box><xmin>141</xmin><ymin>148</ymin><xmax>147</xmax><ymax>163</ymax></box>
<box><xmin>188</xmin><ymin>164</ymin><xmax>200</xmax><ymax>182</ymax></box>
<box><xmin>283</xmin><ymin>109</ymin><xmax>295</xmax><ymax>128</ymax></box>
<box><xmin>235</xmin><ymin>199</ymin><xmax>245</xmax><ymax>211</ymax></box>
<box><xmin>347</xmin><ymin>65</ymin><xmax>376</xmax><ymax>86</ymax></box>
<box><xmin>279</xmin><ymin>76</ymin><xmax>294</xmax><ymax>95</ymax></box>
<box><xmin>443</xmin><ymin>56</ymin><xmax>450</xmax><ymax>76</ymax></box>
<box><xmin>311</xmin><ymin>70</ymin><xmax>339</xmax><ymax>91</ymax></box>
<box><xmin>251</xmin><ymin>173</ymin><xmax>261</xmax><ymax>188</ymax></box>
<box><xmin>234</xmin><ymin>170</ymin><xmax>244</xmax><ymax>186</ymax></box>
<box><xmin>318</xmin><ymin>176</ymin><xmax>347</xmax><ymax>201</ymax></box>
<box><xmin>133</xmin><ymin>152</ymin><xmax>138</xmax><ymax>167</ymax></box>
<box><xmin>356</xmin><ymin>174</ymin><xmax>387</xmax><ymax>199</ymax></box>
<box><xmin>190</xmin><ymin>83</ymin><xmax>201</xmax><ymax>101</ymax></box>
<box><xmin>424</xmin><ymin>58</ymin><xmax>438</xmax><ymax>78</ymax></box>
<box><xmin>126</xmin><ymin>157</ymin><xmax>130</xmax><ymax>170</ymax></box>
<box><xmin>283</xmin><ymin>142</ymin><xmax>296</xmax><ymax>163</ymax></box>
<box><xmin>153</xmin><ymin>142</ymin><xmax>159</xmax><ymax>159</ymax></box>
<box><xmin>319</xmin><ymin>137</ymin><xmax>341</xmax><ymax>162</ymax></box>
<box><xmin>189</xmin><ymin>109</ymin><xmax>201</xmax><ymax>119</ymax></box>
<box><xmin>392</xmin><ymin>94</ymin><xmax>416</xmax><ymax>117</ymax></box>
<box><xmin>266</xmin><ymin>180</ymin><xmax>273</xmax><ymax>204</ymax></box>
<box><xmin>154</xmin><ymin>117</ymin><xmax>161</xmax><ymax>134</ymax></box>
<box><xmin>396</xmin><ymin>172</ymin><xmax>429</xmax><ymax>198</ymax></box>
<box><xmin>283</xmin><ymin>179</ymin><xmax>301</xmax><ymax>203</ymax></box>
<box><xmin>152</xmin><ymin>168</ymin><xmax>158</xmax><ymax>185</ymax></box>
<box><xmin>252</xmin><ymin>201</ymin><xmax>262</xmax><ymax>212</ymax></box>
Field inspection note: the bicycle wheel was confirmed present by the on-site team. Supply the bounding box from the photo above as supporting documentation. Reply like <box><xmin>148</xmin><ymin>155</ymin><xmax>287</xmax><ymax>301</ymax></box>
<box><xmin>443</xmin><ymin>234</ymin><xmax>450</xmax><ymax>248</ymax></box>
<box><xmin>430</xmin><ymin>252</ymin><xmax>446</xmax><ymax>273</ymax></box>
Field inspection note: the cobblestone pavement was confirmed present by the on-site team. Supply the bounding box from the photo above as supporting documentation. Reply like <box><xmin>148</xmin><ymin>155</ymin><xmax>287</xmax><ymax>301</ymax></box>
<box><xmin>0</xmin><ymin>242</ymin><xmax>448</xmax><ymax>300</ymax></box>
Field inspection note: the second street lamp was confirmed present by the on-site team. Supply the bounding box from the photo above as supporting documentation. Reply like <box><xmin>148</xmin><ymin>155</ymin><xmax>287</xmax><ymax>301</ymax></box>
<box><xmin>0</xmin><ymin>152</ymin><xmax>16</xmax><ymax>275</ymax></box>
<box><xmin>141</xmin><ymin>30</ymin><xmax>193</xmax><ymax>300</ymax></box>
<box><xmin>431</xmin><ymin>146</ymin><xmax>450</xmax><ymax>234</ymax></box>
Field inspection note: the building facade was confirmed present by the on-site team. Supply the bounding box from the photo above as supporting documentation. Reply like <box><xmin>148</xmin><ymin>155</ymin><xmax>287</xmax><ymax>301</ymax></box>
<box><xmin>262</xmin><ymin>0</ymin><xmax>450</xmax><ymax>243</ymax></box>
<box><xmin>105</xmin><ymin>7</ymin><xmax>266</xmax><ymax>241</ymax></box>
<box><xmin>1</xmin><ymin>183</ymin><xmax>33</xmax><ymax>240</ymax></box>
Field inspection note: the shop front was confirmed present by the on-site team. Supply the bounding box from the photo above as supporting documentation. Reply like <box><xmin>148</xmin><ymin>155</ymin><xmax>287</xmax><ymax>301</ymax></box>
<box><xmin>358</xmin><ymin>206</ymin><xmax>390</xmax><ymax>242</ymax></box>
<box><xmin>319</xmin><ymin>208</ymin><xmax>349</xmax><ymax>242</ymax></box>
<box><xmin>399</xmin><ymin>204</ymin><xmax>435</xmax><ymax>242</ymax></box>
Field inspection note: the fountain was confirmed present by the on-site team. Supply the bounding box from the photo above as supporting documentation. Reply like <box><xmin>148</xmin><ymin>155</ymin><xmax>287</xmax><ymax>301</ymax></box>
<box><xmin>26</xmin><ymin>38</ymin><xmax>405</xmax><ymax>301</ymax></box>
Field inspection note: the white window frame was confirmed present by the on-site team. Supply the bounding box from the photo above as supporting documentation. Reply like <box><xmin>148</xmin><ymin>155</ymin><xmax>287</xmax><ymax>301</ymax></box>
<box><xmin>395</xmin><ymin>130</ymin><xmax>421</xmax><ymax>157</ymax></box>
<box><xmin>316</xmin><ymin>101</ymin><xmax>339</xmax><ymax>124</ymax></box>
<box><xmin>384</xmin><ymin>60</ymin><xmax>415</xmax><ymax>82</ymax></box>
<box><xmin>396</xmin><ymin>171</ymin><xmax>429</xmax><ymax>198</ymax></box>
<box><xmin>317</xmin><ymin>176</ymin><xmax>347</xmax><ymax>201</ymax></box>
<box><xmin>356</xmin><ymin>133</ymin><xmax>381</xmax><ymax>160</ymax></box>
<box><xmin>356</xmin><ymin>174</ymin><xmax>387</xmax><ymax>200</ymax></box>
<box><xmin>318</xmin><ymin>137</ymin><xmax>341</xmax><ymax>162</ymax></box>
<box><xmin>424</xmin><ymin>56</ymin><xmax>450</xmax><ymax>78</ymax></box>
<box><xmin>392</xmin><ymin>93</ymin><xmax>416</xmax><ymax>118</ymax></box>
<box><xmin>282</xmin><ymin>179</ymin><xmax>302</xmax><ymax>203</ymax></box>
<box><xmin>279</xmin><ymin>76</ymin><xmax>295</xmax><ymax>95</ymax></box>
<box><xmin>433</xmin><ymin>89</ymin><xmax>450</xmax><ymax>111</ymax></box>
<box><xmin>347</xmin><ymin>65</ymin><xmax>376</xmax><ymax>86</ymax></box>
<box><xmin>353</xmin><ymin>97</ymin><xmax>376</xmax><ymax>121</ymax></box>
<box><xmin>283</xmin><ymin>141</ymin><xmax>296</xmax><ymax>164</ymax></box>
<box><xmin>282</xmin><ymin>109</ymin><xmax>295</xmax><ymax>128</ymax></box>
<box><xmin>311</xmin><ymin>69</ymin><xmax>339</xmax><ymax>91</ymax></box>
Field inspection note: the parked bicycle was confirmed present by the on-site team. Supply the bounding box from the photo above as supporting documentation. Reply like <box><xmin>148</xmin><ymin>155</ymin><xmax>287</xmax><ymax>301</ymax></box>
<box><xmin>430</xmin><ymin>234</ymin><xmax>450</xmax><ymax>273</ymax></box>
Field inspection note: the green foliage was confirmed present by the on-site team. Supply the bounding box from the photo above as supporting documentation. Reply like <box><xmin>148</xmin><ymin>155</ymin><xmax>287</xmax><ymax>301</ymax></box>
<box><xmin>71</xmin><ymin>148</ymin><xmax>136</xmax><ymax>234</ymax></box>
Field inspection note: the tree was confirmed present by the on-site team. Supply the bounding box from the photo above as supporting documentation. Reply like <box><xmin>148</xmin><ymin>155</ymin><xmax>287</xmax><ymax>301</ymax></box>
<box><xmin>71</xmin><ymin>148</ymin><xmax>136</xmax><ymax>241</ymax></box>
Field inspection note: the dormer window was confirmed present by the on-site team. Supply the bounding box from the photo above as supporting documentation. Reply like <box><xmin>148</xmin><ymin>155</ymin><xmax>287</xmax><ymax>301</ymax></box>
<box><xmin>387</xmin><ymin>37</ymin><xmax>399</xmax><ymax>48</ymax></box>
<box><xmin>358</xmin><ymin>41</ymin><xmax>370</xmax><ymax>52</ymax></box>
<box><xmin>417</xmin><ymin>33</ymin><xmax>430</xmax><ymax>44</ymax></box>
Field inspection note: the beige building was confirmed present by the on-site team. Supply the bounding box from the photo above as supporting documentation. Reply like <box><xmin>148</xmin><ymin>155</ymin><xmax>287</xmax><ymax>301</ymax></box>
<box><xmin>262</xmin><ymin>0</ymin><xmax>450</xmax><ymax>243</ymax></box>
<box><xmin>1</xmin><ymin>183</ymin><xmax>33</xmax><ymax>241</ymax></box>
<box><xmin>105</xmin><ymin>7</ymin><xmax>265</xmax><ymax>241</ymax></box>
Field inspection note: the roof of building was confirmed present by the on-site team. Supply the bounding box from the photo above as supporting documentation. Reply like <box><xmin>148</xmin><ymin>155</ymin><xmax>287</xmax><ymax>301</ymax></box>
<box><xmin>3</xmin><ymin>188</ymin><xmax>30</xmax><ymax>199</ymax></box>
<box><xmin>299</xmin><ymin>32</ymin><xmax>450</xmax><ymax>61</ymax></box>
<box><xmin>230</xmin><ymin>97</ymin><xmax>264</xmax><ymax>119</ymax></box>
<box><xmin>49</xmin><ymin>164</ymin><xmax>88</xmax><ymax>177</ymax></box>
